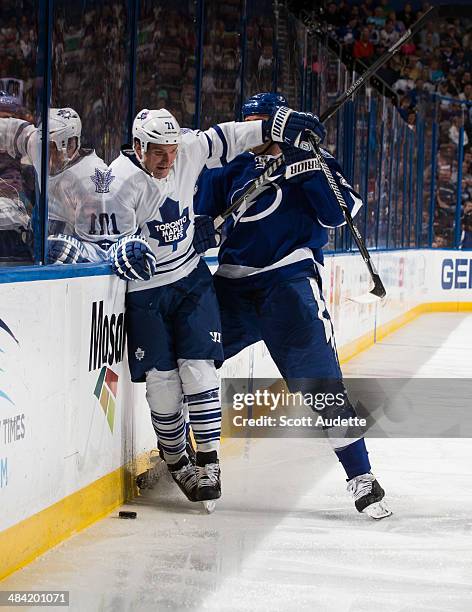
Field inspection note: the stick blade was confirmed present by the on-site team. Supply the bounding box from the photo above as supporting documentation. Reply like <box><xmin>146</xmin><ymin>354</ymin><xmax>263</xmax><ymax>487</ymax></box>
<box><xmin>347</xmin><ymin>292</ymin><xmax>383</xmax><ymax>305</ymax></box>
<box><xmin>347</xmin><ymin>276</ymin><xmax>386</xmax><ymax>304</ymax></box>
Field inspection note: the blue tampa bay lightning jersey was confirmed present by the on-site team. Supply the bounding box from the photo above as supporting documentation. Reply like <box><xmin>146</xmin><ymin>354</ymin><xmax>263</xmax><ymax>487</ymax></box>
<box><xmin>194</xmin><ymin>148</ymin><xmax>363</xmax><ymax>281</ymax></box>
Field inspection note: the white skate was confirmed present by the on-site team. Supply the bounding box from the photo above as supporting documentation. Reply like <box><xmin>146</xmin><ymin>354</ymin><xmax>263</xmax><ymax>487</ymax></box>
<box><xmin>347</xmin><ymin>472</ymin><xmax>392</xmax><ymax>519</ymax></box>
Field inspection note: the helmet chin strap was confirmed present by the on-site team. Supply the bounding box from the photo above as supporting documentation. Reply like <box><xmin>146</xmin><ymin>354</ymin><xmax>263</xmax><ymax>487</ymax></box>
<box><xmin>135</xmin><ymin>140</ymin><xmax>146</xmax><ymax>164</ymax></box>
<box><xmin>135</xmin><ymin>141</ymin><xmax>155</xmax><ymax>177</ymax></box>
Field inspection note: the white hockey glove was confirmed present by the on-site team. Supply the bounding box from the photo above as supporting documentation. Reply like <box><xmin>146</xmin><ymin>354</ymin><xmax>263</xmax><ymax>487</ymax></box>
<box><xmin>48</xmin><ymin>234</ymin><xmax>90</xmax><ymax>264</ymax></box>
<box><xmin>109</xmin><ymin>235</ymin><xmax>157</xmax><ymax>281</ymax></box>
<box><xmin>265</xmin><ymin>107</ymin><xmax>326</xmax><ymax>149</ymax></box>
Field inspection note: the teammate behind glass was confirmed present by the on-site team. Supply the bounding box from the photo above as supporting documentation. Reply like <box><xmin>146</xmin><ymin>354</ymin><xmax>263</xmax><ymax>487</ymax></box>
<box><xmin>0</xmin><ymin>106</ymin><xmax>121</xmax><ymax>263</ymax></box>
<box><xmin>194</xmin><ymin>93</ymin><xmax>392</xmax><ymax>519</ymax></box>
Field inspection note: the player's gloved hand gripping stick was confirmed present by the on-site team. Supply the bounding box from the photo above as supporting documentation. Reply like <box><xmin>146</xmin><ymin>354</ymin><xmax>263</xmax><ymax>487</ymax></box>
<box><xmin>214</xmin><ymin>5</ymin><xmax>445</xmax><ymax>301</ymax></box>
<box><xmin>213</xmin><ymin>108</ymin><xmax>325</xmax><ymax>230</ymax></box>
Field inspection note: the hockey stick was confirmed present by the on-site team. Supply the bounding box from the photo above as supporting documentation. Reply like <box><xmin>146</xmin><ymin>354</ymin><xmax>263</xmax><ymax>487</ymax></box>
<box><xmin>319</xmin><ymin>5</ymin><xmax>436</xmax><ymax>123</ymax></box>
<box><xmin>308</xmin><ymin>135</ymin><xmax>385</xmax><ymax>302</ymax></box>
<box><xmin>213</xmin><ymin>156</ymin><xmax>285</xmax><ymax>229</ymax></box>
<box><xmin>214</xmin><ymin>7</ymin><xmax>437</xmax><ymax>231</ymax></box>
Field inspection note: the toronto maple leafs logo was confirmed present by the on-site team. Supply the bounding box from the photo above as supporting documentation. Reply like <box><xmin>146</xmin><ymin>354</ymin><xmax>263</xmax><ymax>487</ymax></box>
<box><xmin>90</xmin><ymin>168</ymin><xmax>115</xmax><ymax>193</ymax></box>
<box><xmin>146</xmin><ymin>197</ymin><xmax>190</xmax><ymax>252</ymax></box>
<box><xmin>137</xmin><ymin>110</ymin><xmax>149</xmax><ymax>121</ymax></box>
<box><xmin>135</xmin><ymin>347</ymin><xmax>145</xmax><ymax>361</ymax></box>
<box><xmin>57</xmin><ymin>108</ymin><xmax>77</xmax><ymax>120</ymax></box>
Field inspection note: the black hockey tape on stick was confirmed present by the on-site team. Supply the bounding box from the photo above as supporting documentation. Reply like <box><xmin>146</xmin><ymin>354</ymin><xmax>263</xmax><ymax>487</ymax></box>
<box><xmin>319</xmin><ymin>6</ymin><xmax>436</xmax><ymax>123</ymax></box>
<box><xmin>213</xmin><ymin>155</ymin><xmax>284</xmax><ymax>229</ymax></box>
<box><xmin>308</xmin><ymin>135</ymin><xmax>386</xmax><ymax>301</ymax></box>
<box><xmin>213</xmin><ymin>3</ymin><xmax>457</xmax><ymax>237</ymax></box>
<box><xmin>319</xmin><ymin>3</ymin><xmax>469</xmax><ymax>123</ymax></box>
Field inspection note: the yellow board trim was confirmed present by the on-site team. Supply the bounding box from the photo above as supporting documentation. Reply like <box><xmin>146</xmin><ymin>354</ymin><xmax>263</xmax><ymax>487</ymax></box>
<box><xmin>338</xmin><ymin>301</ymin><xmax>472</xmax><ymax>364</ymax></box>
<box><xmin>0</xmin><ymin>454</ymin><xmax>148</xmax><ymax>581</ymax></box>
<box><xmin>1</xmin><ymin>301</ymin><xmax>471</xmax><ymax>581</ymax></box>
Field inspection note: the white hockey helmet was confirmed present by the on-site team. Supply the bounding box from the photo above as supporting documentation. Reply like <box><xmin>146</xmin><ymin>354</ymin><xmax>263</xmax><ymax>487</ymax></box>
<box><xmin>132</xmin><ymin>108</ymin><xmax>181</xmax><ymax>161</ymax></box>
<box><xmin>48</xmin><ymin>107</ymin><xmax>82</xmax><ymax>158</ymax></box>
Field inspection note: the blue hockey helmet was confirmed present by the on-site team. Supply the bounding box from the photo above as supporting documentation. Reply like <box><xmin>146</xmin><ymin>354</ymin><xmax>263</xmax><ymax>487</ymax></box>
<box><xmin>241</xmin><ymin>92</ymin><xmax>288</xmax><ymax>118</ymax></box>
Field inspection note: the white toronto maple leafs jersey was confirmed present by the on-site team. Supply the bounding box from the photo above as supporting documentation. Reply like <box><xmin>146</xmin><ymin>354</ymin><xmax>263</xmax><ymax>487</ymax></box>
<box><xmin>0</xmin><ymin>117</ymin><xmax>118</xmax><ymax>242</ymax></box>
<box><xmin>109</xmin><ymin>120</ymin><xmax>264</xmax><ymax>291</ymax></box>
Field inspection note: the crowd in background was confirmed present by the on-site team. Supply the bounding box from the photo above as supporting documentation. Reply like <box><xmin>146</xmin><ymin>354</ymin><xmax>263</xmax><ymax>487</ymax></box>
<box><xmin>200</xmin><ymin>0</ymin><xmax>278</xmax><ymax>128</ymax></box>
<box><xmin>1</xmin><ymin>0</ymin><xmax>472</xmax><ymax>266</ymax></box>
<box><xmin>136</xmin><ymin>0</ymin><xmax>197</xmax><ymax>128</ymax></box>
<box><xmin>136</xmin><ymin>0</ymin><xmax>277</xmax><ymax>130</ymax></box>
<box><xmin>52</xmin><ymin>1</ymin><xmax>130</xmax><ymax>163</ymax></box>
<box><xmin>0</xmin><ymin>1</ymin><xmax>37</xmax><ymax>112</ymax></box>
<box><xmin>324</xmin><ymin>0</ymin><xmax>472</xmax><ymax>248</ymax></box>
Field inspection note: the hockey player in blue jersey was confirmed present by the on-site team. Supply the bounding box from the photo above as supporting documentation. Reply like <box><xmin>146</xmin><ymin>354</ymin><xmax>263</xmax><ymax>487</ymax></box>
<box><xmin>105</xmin><ymin>104</ymin><xmax>327</xmax><ymax>508</ymax></box>
<box><xmin>194</xmin><ymin>93</ymin><xmax>392</xmax><ymax>519</ymax></box>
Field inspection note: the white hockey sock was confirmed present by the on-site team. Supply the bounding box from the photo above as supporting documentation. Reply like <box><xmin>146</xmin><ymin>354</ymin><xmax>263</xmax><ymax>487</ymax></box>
<box><xmin>150</xmin><ymin>409</ymin><xmax>186</xmax><ymax>464</ymax></box>
<box><xmin>178</xmin><ymin>359</ymin><xmax>221</xmax><ymax>455</ymax></box>
<box><xmin>185</xmin><ymin>388</ymin><xmax>221</xmax><ymax>454</ymax></box>
<box><xmin>146</xmin><ymin>368</ymin><xmax>186</xmax><ymax>465</ymax></box>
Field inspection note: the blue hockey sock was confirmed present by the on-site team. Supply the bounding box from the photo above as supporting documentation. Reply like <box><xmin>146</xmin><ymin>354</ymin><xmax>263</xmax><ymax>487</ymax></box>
<box><xmin>334</xmin><ymin>438</ymin><xmax>371</xmax><ymax>480</ymax></box>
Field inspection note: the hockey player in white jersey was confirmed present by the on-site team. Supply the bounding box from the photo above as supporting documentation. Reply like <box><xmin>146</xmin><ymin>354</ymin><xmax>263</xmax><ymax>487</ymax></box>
<box><xmin>107</xmin><ymin>106</ymin><xmax>326</xmax><ymax>507</ymax></box>
<box><xmin>0</xmin><ymin>107</ymin><xmax>122</xmax><ymax>262</ymax></box>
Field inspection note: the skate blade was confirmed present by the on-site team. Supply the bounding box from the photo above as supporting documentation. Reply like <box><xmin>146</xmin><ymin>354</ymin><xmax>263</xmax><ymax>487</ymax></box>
<box><xmin>363</xmin><ymin>500</ymin><xmax>392</xmax><ymax>520</ymax></box>
<box><xmin>202</xmin><ymin>500</ymin><xmax>216</xmax><ymax>514</ymax></box>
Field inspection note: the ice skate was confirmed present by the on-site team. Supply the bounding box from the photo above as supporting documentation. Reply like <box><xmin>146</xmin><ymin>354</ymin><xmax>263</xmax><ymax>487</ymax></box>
<box><xmin>168</xmin><ymin>456</ymin><xmax>198</xmax><ymax>503</ymax></box>
<box><xmin>195</xmin><ymin>453</ymin><xmax>221</xmax><ymax>513</ymax></box>
<box><xmin>347</xmin><ymin>472</ymin><xmax>392</xmax><ymax>520</ymax></box>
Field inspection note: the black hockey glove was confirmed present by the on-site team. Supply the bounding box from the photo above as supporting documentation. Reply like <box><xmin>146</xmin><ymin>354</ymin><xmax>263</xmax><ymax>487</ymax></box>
<box><xmin>193</xmin><ymin>215</ymin><xmax>221</xmax><ymax>254</ymax></box>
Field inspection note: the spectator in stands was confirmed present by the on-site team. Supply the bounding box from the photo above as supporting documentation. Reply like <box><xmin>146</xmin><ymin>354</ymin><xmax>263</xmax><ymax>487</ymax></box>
<box><xmin>326</xmin><ymin>2</ymin><xmax>342</xmax><ymax>29</ymax></box>
<box><xmin>380</xmin><ymin>20</ymin><xmax>400</xmax><ymax>47</ymax></box>
<box><xmin>367</xmin><ymin>7</ymin><xmax>386</xmax><ymax>29</ymax></box>
<box><xmin>407</xmin><ymin>110</ymin><xmax>416</xmax><ymax>128</ymax></box>
<box><xmin>398</xmin><ymin>3</ymin><xmax>416</xmax><ymax>28</ymax></box>
<box><xmin>449</xmin><ymin>114</ymin><xmax>469</xmax><ymax>148</ymax></box>
<box><xmin>389</xmin><ymin>11</ymin><xmax>405</xmax><ymax>35</ymax></box>
<box><xmin>408</xmin><ymin>78</ymin><xmax>427</xmax><ymax>107</ymax></box>
<box><xmin>340</xmin><ymin>19</ymin><xmax>360</xmax><ymax>45</ymax></box>
<box><xmin>359</xmin><ymin>0</ymin><xmax>375</xmax><ymax>21</ymax></box>
<box><xmin>366</xmin><ymin>21</ymin><xmax>380</xmax><ymax>47</ymax></box>
<box><xmin>353</xmin><ymin>28</ymin><xmax>374</xmax><ymax>61</ymax></box>
<box><xmin>401</xmin><ymin>39</ymin><xmax>417</xmax><ymax>56</ymax></box>
<box><xmin>460</xmin><ymin>200</ymin><xmax>472</xmax><ymax>248</ymax></box>
<box><xmin>398</xmin><ymin>95</ymin><xmax>412</xmax><ymax>122</ymax></box>
<box><xmin>428</xmin><ymin>59</ymin><xmax>445</xmax><ymax>84</ymax></box>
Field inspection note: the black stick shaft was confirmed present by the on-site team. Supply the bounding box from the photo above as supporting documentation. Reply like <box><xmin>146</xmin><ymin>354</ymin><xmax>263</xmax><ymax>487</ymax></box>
<box><xmin>214</xmin><ymin>5</ymin><xmax>439</xmax><ymax>245</ymax></box>
<box><xmin>308</xmin><ymin>135</ymin><xmax>386</xmax><ymax>298</ymax></box>
<box><xmin>319</xmin><ymin>6</ymin><xmax>436</xmax><ymax>123</ymax></box>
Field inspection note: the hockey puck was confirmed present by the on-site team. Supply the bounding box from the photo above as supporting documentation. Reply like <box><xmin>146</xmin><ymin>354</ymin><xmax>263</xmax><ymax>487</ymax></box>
<box><xmin>119</xmin><ymin>511</ymin><xmax>137</xmax><ymax>519</ymax></box>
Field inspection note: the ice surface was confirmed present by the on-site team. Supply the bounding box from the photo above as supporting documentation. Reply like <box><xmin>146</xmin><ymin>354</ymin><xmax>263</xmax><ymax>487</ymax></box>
<box><xmin>1</xmin><ymin>313</ymin><xmax>471</xmax><ymax>612</ymax></box>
